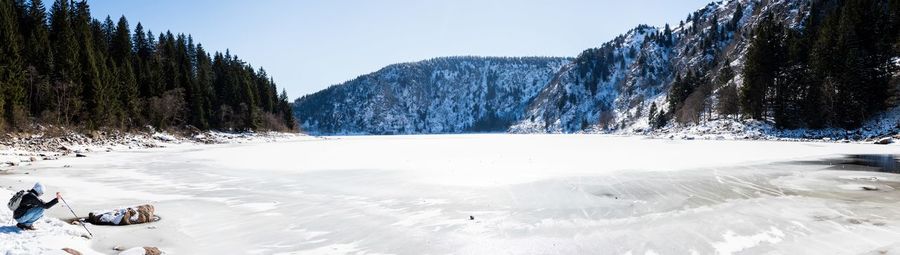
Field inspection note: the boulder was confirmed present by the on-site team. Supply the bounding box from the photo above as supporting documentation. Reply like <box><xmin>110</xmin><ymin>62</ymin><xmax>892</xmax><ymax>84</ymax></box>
<box><xmin>87</xmin><ymin>204</ymin><xmax>156</xmax><ymax>225</ymax></box>
<box><xmin>62</xmin><ymin>248</ymin><xmax>82</xmax><ymax>255</ymax></box>
<box><xmin>117</xmin><ymin>247</ymin><xmax>162</xmax><ymax>255</ymax></box>
<box><xmin>875</xmin><ymin>137</ymin><xmax>894</xmax><ymax>145</ymax></box>
<box><xmin>143</xmin><ymin>247</ymin><xmax>162</xmax><ymax>255</ymax></box>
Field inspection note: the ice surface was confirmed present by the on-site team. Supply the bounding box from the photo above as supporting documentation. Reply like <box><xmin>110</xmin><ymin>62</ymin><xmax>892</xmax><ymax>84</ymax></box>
<box><xmin>1</xmin><ymin>134</ymin><xmax>900</xmax><ymax>254</ymax></box>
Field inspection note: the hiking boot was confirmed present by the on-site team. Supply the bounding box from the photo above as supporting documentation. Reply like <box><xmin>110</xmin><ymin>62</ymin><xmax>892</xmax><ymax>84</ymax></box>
<box><xmin>15</xmin><ymin>223</ymin><xmax>26</xmax><ymax>230</ymax></box>
<box><xmin>18</xmin><ymin>224</ymin><xmax>35</xmax><ymax>230</ymax></box>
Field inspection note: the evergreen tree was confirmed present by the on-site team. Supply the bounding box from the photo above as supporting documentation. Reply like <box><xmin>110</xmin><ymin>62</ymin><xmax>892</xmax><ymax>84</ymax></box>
<box><xmin>668</xmin><ymin>72</ymin><xmax>697</xmax><ymax>114</ymax></box>
<box><xmin>117</xmin><ymin>60</ymin><xmax>137</xmax><ymax>126</ymax></box>
<box><xmin>110</xmin><ymin>16</ymin><xmax>130</xmax><ymax>64</ymax></box>
<box><xmin>729</xmin><ymin>3</ymin><xmax>743</xmax><ymax>32</ymax></box>
<box><xmin>21</xmin><ymin>0</ymin><xmax>51</xmax><ymax>116</ymax></box>
<box><xmin>710</xmin><ymin>12</ymin><xmax>720</xmax><ymax>42</ymax></box>
<box><xmin>278</xmin><ymin>89</ymin><xmax>295</xmax><ymax>130</ymax></box>
<box><xmin>741</xmin><ymin>14</ymin><xmax>784</xmax><ymax>120</ymax></box>
<box><xmin>49</xmin><ymin>0</ymin><xmax>80</xmax><ymax>124</ymax></box>
<box><xmin>0</xmin><ymin>0</ymin><xmax>26</xmax><ymax>129</ymax></box>
<box><xmin>194</xmin><ymin>44</ymin><xmax>212</xmax><ymax>129</ymax></box>
<box><xmin>0</xmin><ymin>0</ymin><xmax>299</xmax><ymax>131</ymax></box>
<box><xmin>663</xmin><ymin>23</ymin><xmax>673</xmax><ymax>47</ymax></box>
<box><xmin>73</xmin><ymin>0</ymin><xmax>111</xmax><ymax>127</ymax></box>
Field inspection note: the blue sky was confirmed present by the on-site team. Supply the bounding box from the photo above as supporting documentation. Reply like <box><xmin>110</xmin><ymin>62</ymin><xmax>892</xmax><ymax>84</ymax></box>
<box><xmin>87</xmin><ymin>0</ymin><xmax>712</xmax><ymax>99</ymax></box>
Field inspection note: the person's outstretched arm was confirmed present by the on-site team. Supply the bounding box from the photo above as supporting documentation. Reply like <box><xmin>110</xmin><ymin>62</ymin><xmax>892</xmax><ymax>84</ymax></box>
<box><xmin>42</xmin><ymin>192</ymin><xmax>61</xmax><ymax>209</ymax></box>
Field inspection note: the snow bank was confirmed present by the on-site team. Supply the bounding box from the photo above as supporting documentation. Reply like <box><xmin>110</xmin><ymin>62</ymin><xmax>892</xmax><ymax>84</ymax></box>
<box><xmin>631</xmin><ymin>106</ymin><xmax>900</xmax><ymax>142</ymax></box>
<box><xmin>0</xmin><ymin>129</ymin><xmax>303</xmax><ymax>171</ymax></box>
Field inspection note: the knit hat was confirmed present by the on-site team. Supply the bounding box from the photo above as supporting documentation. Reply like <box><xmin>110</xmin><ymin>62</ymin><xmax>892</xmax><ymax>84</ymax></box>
<box><xmin>32</xmin><ymin>182</ymin><xmax>44</xmax><ymax>196</ymax></box>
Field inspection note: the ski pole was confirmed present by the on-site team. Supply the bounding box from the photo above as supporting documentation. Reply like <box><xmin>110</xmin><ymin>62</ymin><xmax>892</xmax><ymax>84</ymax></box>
<box><xmin>59</xmin><ymin>196</ymin><xmax>93</xmax><ymax>238</ymax></box>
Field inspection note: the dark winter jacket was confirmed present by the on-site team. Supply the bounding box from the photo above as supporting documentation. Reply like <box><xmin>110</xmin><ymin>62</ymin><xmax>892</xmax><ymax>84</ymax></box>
<box><xmin>12</xmin><ymin>189</ymin><xmax>58</xmax><ymax>219</ymax></box>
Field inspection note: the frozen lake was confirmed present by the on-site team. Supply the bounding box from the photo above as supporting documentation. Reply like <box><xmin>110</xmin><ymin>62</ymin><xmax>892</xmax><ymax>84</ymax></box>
<box><xmin>3</xmin><ymin>134</ymin><xmax>900</xmax><ymax>254</ymax></box>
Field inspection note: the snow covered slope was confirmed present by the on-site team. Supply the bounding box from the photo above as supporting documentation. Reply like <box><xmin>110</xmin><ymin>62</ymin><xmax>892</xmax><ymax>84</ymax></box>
<box><xmin>293</xmin><ymin>57</ymin><xmax>570</xmax><ymax>135</ymax></box>
<box><xmin>512</xmin><ymin>0</ymin><xmax>811</xmax><ymax>133</ymax></box>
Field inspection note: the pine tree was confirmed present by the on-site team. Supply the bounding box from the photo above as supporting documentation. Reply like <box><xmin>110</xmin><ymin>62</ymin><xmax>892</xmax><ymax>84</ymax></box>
<box><xmin>710</xmin><ymin>13</ymin><xmax>720</xmax><ymax>42</ymax></box>
<box><xmin>21</xmin><ymin>0</ymin><xmax>49</xmax><ymax>73</ymax></box>
<box><xmin>49</xmin><ymin>0</ymin><xmax>81</xmax><ymax>124</ymax></box>
<box><xmin>278</xmin><ymin>89</ymin><xmax>295</xmax><ymax>130</ymax></box>
<box><xmin>0</xmin><ymin>0</ymin><xmax>26</xmax><ymax>129</ymax></box>
<box><xmin>110</xmin><ymin>16</ymin><xmax>130</xmax><ymax>64</ymax></box>
<box><xmin>21</xmin><ymin>0</ymin><xmax>51</xmax><ymax>116</ymax></box>
<box><xmin>118</xmin><ymin>60</ymin><xmax>137</xmax><ymax>126</ymax></box>
<box><xmin>826</xmin><ymin>0</ymin><xmax>891</xmax><ymax>127</ymax></box>
<box><xmin>741</xmin><ymin>14</ymin><xmax>785</xmax><ymax>120</ymax></box>
<box><xmin>240</xmin><ymin>65</ymin><xmax>257</xmax><ymax>130</ymax></box>
<box><xmin>194</xmin><ymin>44</ymin><xmax>212</xmax><ymax>129</ymax></box>
<box><xmin>647</xmin><ymin>102</ymin><xmax>658</xmax><ymax>128</ymax></box>
<box><xmin>1</xmin><ymin>0</ymin><xmax>295</xmax><ymax>131</ymax></box>
<box><xmin>663</xmin><ymin>23</ymin><xmax>673</xmax><ymax>47</ymax></box>
<box><xmin>729</xmin><ymin>3</ymin><xmax>743</xmax><ymax>32</ymax></box>
<box><xmin>668</xmin><ymin>71</ymin><xmax>702</xmax><ymax>119</ymax></box>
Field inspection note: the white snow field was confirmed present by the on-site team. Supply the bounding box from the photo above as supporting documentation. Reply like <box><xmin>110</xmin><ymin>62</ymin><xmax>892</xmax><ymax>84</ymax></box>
<box><xmin>2</xmin><ymin>134</ymin><xmax>900</xmax><ymax>254</ymax></box>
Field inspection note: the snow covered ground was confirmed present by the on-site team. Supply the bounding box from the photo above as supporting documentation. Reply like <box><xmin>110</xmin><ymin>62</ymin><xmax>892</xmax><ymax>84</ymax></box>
<box><xmin>0</xmin><ymin>189</ymin><xmax>98</xmax><ymax>255</ymax></box>
<box><xmin>0</xmin><ymin>130</ymin><xmax>300</xmax><ymax>170</ymax></box>
<box><xmin>636</xmin><ymin>106</ymin><xmax>900</xmax><ymax>142</ymax></box>
<box><xmin>1</xmin><ymin>134</ymin><xmax>900</xmax><ymax>254</ymax></box>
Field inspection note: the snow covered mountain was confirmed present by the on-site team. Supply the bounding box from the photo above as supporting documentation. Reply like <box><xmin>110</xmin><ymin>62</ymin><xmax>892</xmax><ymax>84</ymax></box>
<box><xmin>511</xmin><ymin>0</ymin><xmax>814</xmax><ymax>133</ymax></box>
<box><xmin>293</xmin><ymin>57</ymin><xmax>570</xmax><ymax>134</ymax></box>
<box><xmin>295</xmin><ymin>0</ymin><xmax>895</xmax><ymax>136</ymax></box>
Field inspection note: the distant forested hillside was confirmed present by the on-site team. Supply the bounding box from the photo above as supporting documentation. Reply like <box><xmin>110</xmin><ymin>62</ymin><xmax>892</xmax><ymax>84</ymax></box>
<box><xmin>515</xmin><ymin>0</ymin><xmax>900</xmax><ymax>133</ymax></box>
<box><xmin>293</xmin><ymin>57</ymin><xmax>570</xmax><ymax>135</ymax></box>
<box><xmin>0</xmin><ymin>0</ymin><xmax>295</xmax><ymax>132</ymax></box>
<box><xmin>293</xmin><ymin>0</ymin><xmax>900</xmax><ymax>136</ymax></box>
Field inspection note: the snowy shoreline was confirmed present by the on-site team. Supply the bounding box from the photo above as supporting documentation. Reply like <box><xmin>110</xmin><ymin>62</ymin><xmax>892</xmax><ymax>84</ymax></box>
<box><xmin>506</xmin><ymin>106</ymin><xmax>900</xmax><ymax>144</ymax></box>
<box><xmin>0</xmin><ymin>129</ymin><xmax>303</xmax><ymax>171</ymax></box>
<box><xmin>621</xmin><ymin>107</ymin><xmax>900</xmax><ymax>143</ymax></box>
<box><xmin>0</xmin><ymin>130</ymin><xmax>305</xmax><ymax>255</ymax></box>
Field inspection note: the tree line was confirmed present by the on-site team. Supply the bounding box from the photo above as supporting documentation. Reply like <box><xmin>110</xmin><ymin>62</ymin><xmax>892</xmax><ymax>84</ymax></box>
<box><xmin>0</xmin><ymin>0</ymin><xmax>295</xmax><ymax>132</ymax></box>
<box><xmin>741</xmin><ymin>0</ymin><xmax>899</xmax><ymax>129</ymax></box>
<box><xmin>657</xmin><ymin>0</ymin><xmax>899</xmax><ymax>130</ymax></box>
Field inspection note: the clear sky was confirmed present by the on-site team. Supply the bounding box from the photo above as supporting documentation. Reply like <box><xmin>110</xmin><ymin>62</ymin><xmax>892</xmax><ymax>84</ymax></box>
<box><xmin>86</xmin><ymin>0</ymin><xmax>712</xmax><ymax>99</ymax></box>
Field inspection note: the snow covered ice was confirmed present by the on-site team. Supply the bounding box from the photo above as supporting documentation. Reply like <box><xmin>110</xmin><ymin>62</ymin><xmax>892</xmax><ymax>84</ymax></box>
<box><xmin>2</xmin><ymin>134</ymin><xmax>900</xmax><ymax>254</ymax></box>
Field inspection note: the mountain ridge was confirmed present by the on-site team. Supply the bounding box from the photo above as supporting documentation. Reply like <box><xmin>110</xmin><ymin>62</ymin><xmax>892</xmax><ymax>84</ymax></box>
<box><xmin>293</xmin><ymin>0</ymin><xmax>899</xmax><ymax>136</ymax></box>
<box><xmin>293</xmin><ymin>56</ymin><xmax>571</xmax><ymax>135</ymax></box>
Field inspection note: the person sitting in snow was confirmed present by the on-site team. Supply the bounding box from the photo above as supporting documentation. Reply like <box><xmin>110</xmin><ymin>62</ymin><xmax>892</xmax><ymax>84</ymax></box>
<box><xmin>13</xmin><ymin>183</ymin><xmax>61</xmax><ymax>230</ymax></box>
